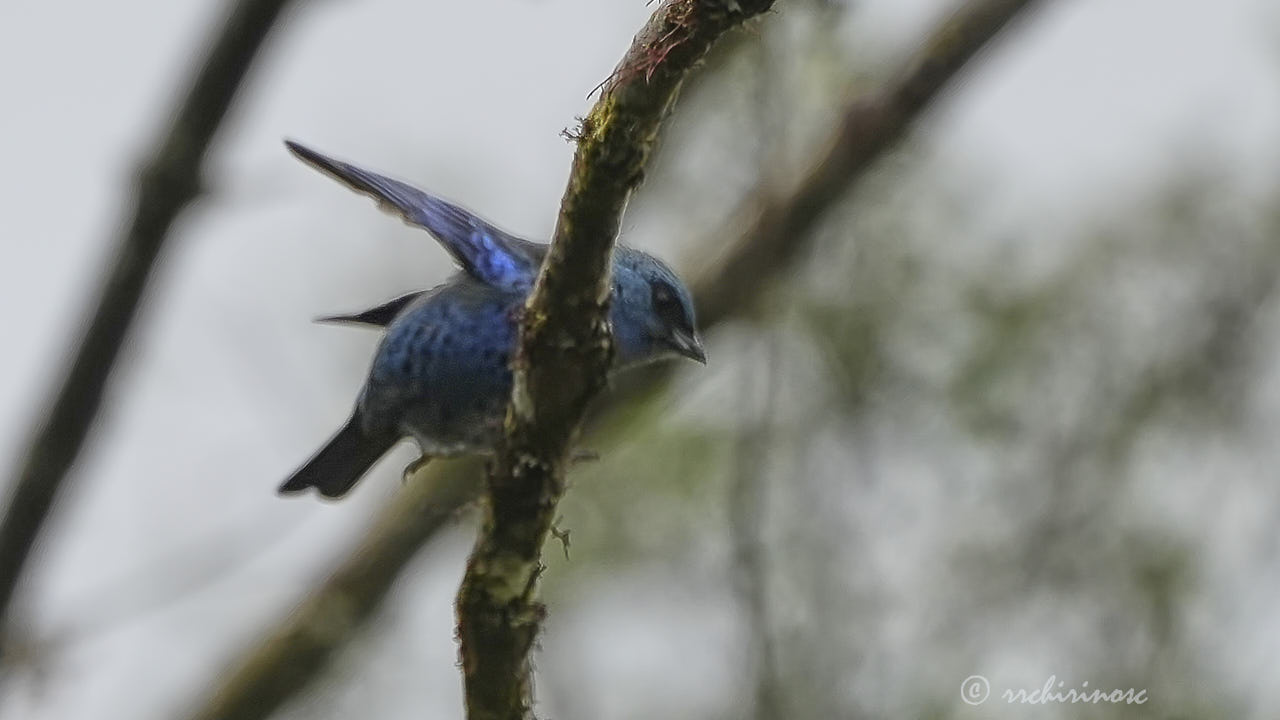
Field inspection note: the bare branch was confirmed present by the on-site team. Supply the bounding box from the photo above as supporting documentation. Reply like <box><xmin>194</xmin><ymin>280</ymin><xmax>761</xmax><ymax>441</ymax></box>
<box><xmin>728</xmin><ymin>342</ymin><xmax>786</xmax><ymax>720</ymax></box>
<box><xmin>695</xmin><ymin>0</ymin><xmax>1042</xmax><ymax>328</ymax></box>
<box><xmin>0</xmin><ymin>0</ymin><xmax>298</xmax><ymax>651</ymax></box>
<box><xmin>455</xmin><ymin>3</ymin><xmax>779</xmax><ymax>718</ymax></box>
<box><xmin>173</xmin><ymin>2</ymin><xmax>1043</xmax><ymax>717</ymax></box>
<box><xmin>178</xmin><ymin>466</ymin><xmax>478</xmax><ymax>720</ymax></box>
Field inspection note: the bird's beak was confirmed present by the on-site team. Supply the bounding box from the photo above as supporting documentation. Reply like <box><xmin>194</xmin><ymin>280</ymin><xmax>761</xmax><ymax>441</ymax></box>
<box><xmin>669</xmin><ymin>328</ymin><xmax>707</xmax><ymax>364</ymax></box>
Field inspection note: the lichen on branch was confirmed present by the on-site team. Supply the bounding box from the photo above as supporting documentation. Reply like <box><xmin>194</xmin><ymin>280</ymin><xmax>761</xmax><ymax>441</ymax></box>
<box><xmin>453</xmin><ymin>2</ymin><xmax>778</xmax><ymax>719</ymax></box>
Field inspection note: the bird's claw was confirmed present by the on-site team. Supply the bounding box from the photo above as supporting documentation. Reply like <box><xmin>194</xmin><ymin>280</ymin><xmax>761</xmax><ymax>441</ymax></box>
<box><xmin>550</xmin><ymin>519</ymin><xmax>571</xmax><ymax>560</ymax></box>
<box><xmin>402</xmin><ymin>454</ymin><xmax>433</xmax><ymax>484</ymax></box>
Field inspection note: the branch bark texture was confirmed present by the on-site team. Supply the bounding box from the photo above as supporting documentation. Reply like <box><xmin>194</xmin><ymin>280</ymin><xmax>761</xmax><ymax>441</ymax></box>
<box><xmin>0</xmin><ymin>0</ymin><xmax>295</xmax><ymax>650</ymax></box>
<box><xmin>176</xmin><ymin>1</ymin><xmax>1041</xmax><ymax>718</ymax></box>
<box><xmin>454</xmin><ymin>2</ymin><xmax>778</xmax><ymax>718</ymax></box>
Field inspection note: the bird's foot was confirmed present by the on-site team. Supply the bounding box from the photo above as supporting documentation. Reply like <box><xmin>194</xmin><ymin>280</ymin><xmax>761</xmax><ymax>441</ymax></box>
<box><xmin>550</xmin><ymin>517</ymin><xmax>571</xmax><ymax>560</ymax></box>
<box><xmin>402</xmin><ymin>454</ymin><xmax>433</xmax><ymax>484</ymax></box>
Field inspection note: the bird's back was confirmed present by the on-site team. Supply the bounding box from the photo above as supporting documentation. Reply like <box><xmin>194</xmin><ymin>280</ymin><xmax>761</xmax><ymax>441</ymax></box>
<box><xmin>360</xmin><ymin>277</ymin><xmax>523</xmax><ymax>455</ymax></box>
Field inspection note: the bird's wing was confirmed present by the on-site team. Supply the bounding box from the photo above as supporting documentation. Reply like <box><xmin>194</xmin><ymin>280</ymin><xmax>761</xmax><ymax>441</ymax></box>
<box><xmin>315</xmin><ymin>290</ymin><xmax>426</xmax><ymax>328</ymax></box>
<box><xmin>285</xmin><ymin>140</ymin><xmax>546</xmax><ymax>291</ymax></box>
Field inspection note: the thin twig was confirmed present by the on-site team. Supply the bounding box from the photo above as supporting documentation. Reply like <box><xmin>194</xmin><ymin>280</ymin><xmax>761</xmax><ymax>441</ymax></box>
<box><xmin>0</xmin><ymin>0</ymin><xmax>298</xmax><ymax>652</ymax></box>
<box><xmin>728</xmin><ymin>337</ymin><xmax>785</xmax><ymax>719</ymax></box>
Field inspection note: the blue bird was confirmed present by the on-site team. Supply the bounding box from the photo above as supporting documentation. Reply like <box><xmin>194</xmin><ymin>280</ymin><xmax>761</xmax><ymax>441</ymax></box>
<box><xmin>278</xmin><ymin>141</ymin><xmax>705</xmax><ymax>499</ymax></box>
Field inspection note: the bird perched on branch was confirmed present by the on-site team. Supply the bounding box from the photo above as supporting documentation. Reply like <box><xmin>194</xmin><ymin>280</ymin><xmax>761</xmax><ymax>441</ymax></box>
<box><xmin>277</xmin><ymin>141</ymin><xmax>705</xmax><ymax>499</ymax></box>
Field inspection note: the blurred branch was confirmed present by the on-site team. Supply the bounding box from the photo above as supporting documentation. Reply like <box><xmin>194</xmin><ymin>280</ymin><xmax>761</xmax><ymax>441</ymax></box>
<box><xmin>180</xmin><ymin>466</ymin><xmax>477</xmax><ymax>720</ymax></box>
<box><xmin>0</xmin><ymin>0</ymin><xmax>296</xmax><ymax>651</ymax></box>
<box><xmin>456</xmin><ymin>3</ymin><xmax>778</xmax><ymax>718</ymax></box>
<box><xmin>728</xmin><ymin>340</ymin><xmax>784</xmax><ymax>720</ymax></box>
<box><xmin>175</xmin><ymin>1</ymin><xmax>1042</xmax><ymax>718</ymax></box>
<box><xmin>694</xmin><ymin>0</ymin><xmax>1041</xmax><ymax>328</ymax></box>
<box><xmin>1020</xmin><ymin>241</ymin><xmax>1280</xmax><ymax>581</ymax></box>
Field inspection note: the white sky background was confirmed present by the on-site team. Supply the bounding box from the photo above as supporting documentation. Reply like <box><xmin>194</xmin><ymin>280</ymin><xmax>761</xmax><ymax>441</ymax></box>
<box><xmin>1</xmin><ymin>0</ymin><xmax>1279</xmax><ymax>719</ymax></box>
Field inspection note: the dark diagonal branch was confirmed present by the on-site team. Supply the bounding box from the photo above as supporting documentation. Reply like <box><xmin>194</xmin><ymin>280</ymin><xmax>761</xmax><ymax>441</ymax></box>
<box><xmin>178</xmin><ymin>466</ymin><xmax>479</xmax><ymax>720</ymax></box>
<box><xmin>695</xmin><ymin>0</ymin><xmax>1041</xmax><ymax>328</ymax></box>
<box><xmin>454</xmin><ymin>3</ymin><xmax>778</xmax><ymax>718</ymax></box>
<box><xmin>0</xmin><ymin>0</ymin><xmax>297</xmax><ymax>649</ymax></box>
<box><xmin>174</xmin><ymin>2</ymin><xmax>1041</xmax><ymax>718</ymax></box>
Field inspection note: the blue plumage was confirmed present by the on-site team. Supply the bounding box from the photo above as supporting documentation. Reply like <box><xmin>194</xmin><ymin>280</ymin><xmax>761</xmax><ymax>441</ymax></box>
<box><xmin>279</xmin><ymin>142</ymin><xmax>705</xmax><ymax>498</ymax></box>
<box><xmin>285</xmin><ymin>142</ymin><xmax>545</xmax><ymax>292</ymax></box>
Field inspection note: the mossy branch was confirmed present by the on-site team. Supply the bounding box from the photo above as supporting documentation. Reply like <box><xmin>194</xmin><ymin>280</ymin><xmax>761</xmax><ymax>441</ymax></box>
<box><xmin>454</xmin><ymin>3</ymin><xmax>779</xmax><ymax>718</ymax></box>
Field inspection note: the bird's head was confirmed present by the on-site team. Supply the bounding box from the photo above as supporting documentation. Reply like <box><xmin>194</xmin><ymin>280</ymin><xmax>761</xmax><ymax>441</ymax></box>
<box><xmin>610</xmin><ymin>247</ymin><xmax>706</xmax><ymax>368</ymax></box>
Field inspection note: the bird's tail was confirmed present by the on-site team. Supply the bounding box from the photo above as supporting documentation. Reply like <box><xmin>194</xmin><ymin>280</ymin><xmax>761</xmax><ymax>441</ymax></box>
<box><xmin>278</xmin><ymin>412</ymin><xmax>396</xmax><ymax>499</ymax></box>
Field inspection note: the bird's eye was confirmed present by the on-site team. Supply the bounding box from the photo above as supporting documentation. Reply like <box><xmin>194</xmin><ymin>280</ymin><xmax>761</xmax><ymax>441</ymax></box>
<box><xmin>650</xmin><ymin>281</ymin><xmax>686</xmax><ymax>328</ymax></box>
